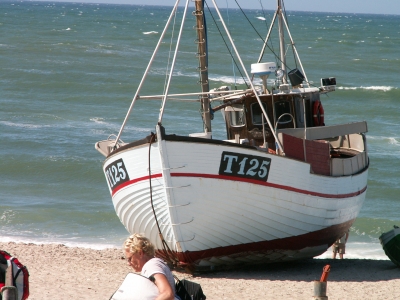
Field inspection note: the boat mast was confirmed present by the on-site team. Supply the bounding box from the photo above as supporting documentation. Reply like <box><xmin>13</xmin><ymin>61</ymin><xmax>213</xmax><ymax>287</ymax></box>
<box><xmin>194</xmin><ymin>0</ymin><xmax>211</xmax><ymax>133</ymax></box>
<box><xmin>277</xmin><ymin>0</ymin><xmax>287</xmax><ymax>84</ymax></box>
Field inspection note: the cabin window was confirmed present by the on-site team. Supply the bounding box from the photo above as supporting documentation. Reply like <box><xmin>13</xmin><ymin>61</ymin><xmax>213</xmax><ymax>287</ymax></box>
<box><xmin>225</xmin><ymin>105</ymin><xmax>245</xmax><ymax>127</ymax></box>
<box><xmin>251</xmin><ymin>102</ymin><xmax>268</xmax><ymax>125</ymax></box>
<box><xmin>274</xmin><ymin>101</ymin><xmax>292</xmax><ymax>124</ymax></box>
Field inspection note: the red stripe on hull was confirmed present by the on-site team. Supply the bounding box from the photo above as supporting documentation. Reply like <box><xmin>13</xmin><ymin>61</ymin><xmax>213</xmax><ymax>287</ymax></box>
<box><xmin>112</xmin><ymin>171</ymin><xmax>366</xmax><ymax>199</ymax></box>
<box><xmin>156</xmin><ymin>220</ymin><xmax>354</xmax><ymax>271</ymax></box>
<box><xmin>171</xmin><ymin>172</ymin><xmax>367</xmax><ymax>198</ymax></box>
<box><xmin>111</xmin><ymin>173</ymin><xmax>162</xmax><ymax>196</ymax></box>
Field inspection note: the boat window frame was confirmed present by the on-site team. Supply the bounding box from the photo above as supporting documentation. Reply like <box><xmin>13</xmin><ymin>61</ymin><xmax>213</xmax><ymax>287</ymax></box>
<box><xmin>225</xmin><ymin>105</ymin><xmax>246</xmax><ymax>127</ymax></box>
<box><xmin>274</xmin><ymin>100</ymin><xmax>293</xmax><ymax>125</ymax></box>
<box><xmin>251</xmin><ymin>102</ymin><xmax>268</xmax><ymax>125</ymax></box>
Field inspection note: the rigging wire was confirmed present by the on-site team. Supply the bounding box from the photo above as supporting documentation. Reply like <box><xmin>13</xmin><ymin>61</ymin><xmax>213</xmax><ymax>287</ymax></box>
<box><xmin>234</xmin><ymin>0</ymin><xmax>289</xmax><ymax>68</ymax></box>
<box><xmin>233</xmin><ymin>0</ymin><xmax>291</xmax><ymax>74</ymax></box>
<box><xmin>204</xmin><ymin>1</ymin><xmax>249</xmax><ymax>88</ymax></box>
<box><xmin>234</xmin><ymin>0</ymin><xmax>315</xmax><ymax>88</ymax></box>
<box><xmin>258</xmin><ymin>0</ymin><xmax>277</xmax><ymax>66</ymax></box>
<box><xmin>225</xmin><ymin>0</ymin><xmax>237</xmax><ymax>90</ymax></box>
<box><xmin>281</xmin><ymin>0</ymin><xmax>298</xmax><ymax>69</ymax></box>
<box><xmin>163</xmin><ymin>7</ymin><xmax>179</xmax><ymax>97</ymax></box>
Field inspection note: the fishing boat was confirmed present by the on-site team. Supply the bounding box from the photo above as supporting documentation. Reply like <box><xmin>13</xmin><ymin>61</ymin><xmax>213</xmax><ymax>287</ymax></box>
<box><xmin>379</xmin><ymin>226</ymin><xmax>400</xmax><ymax>267</ymax></box>
<box><xmin>95</xmin><ymin>0</ymin><xmax>369</xmax><ymax>271</ymax></box>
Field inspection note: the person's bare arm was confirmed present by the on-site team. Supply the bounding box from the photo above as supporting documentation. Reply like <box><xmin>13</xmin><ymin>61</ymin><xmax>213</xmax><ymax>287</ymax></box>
<box><xmin>153</xmin><ymin>273</ymin><xmax>174</xmax><ymax>300</ymax></box>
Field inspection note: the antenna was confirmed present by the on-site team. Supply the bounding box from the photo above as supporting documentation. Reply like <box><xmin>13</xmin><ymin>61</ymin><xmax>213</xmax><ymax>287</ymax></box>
<box><xmin>251</xmin><ymin>62</ymin><xmax>277</xmax><ymax>94</ymax></box>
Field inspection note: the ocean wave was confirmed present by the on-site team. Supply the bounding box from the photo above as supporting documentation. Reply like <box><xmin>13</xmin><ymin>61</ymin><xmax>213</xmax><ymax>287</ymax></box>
<box><xmin>0</xmin><ymin>236</ymin><xmax>120</xmax><ymax>250</ymax></box>
<box><xmin>0</xmin><ymin>44</ymin><xmax>16</xmax><ymax>49</ymax></box>
<box><xmin>0</xmin><ymin>210</ymin><xmax>16</xmax><ymax>225</ymax></box>
<box><xmin>368</xmin><ymin>135</ymin><xmax>400</xmax><ymax>146</ymax></box>
<box><xmin>91</xmin><ymin>129</ymin><xmax>111</xmax><ymax>136</ymax></box>
<box><xmin>208</xmin><ymin>75</ymin><xmax>248</xmax><ymax>85</ymax></box>
<box><xmin>0</xmin><ymin>234</ymin><xmax>387</xmax><ymax>259</ymax></box>
<box><xmin>7</xmin><ymin>68</ymin><xmax>55</xmax><ymax>75</ymax></box>
<box><xmin>90</xmin><ymin>117</ymin><xmax>107</xmax><ymax>124</ymax></box>
<box><xmin>147</xmin><ymin>68</ymin><xmax>184</xmax><ymax>77</ymax></box>
<box><xmin>388</xmin><ymin>137</ymin><xmax>400</xmax><ymax>145</ymax></box>
<box><xmin>143</xmin><ymin>31</ymin><xmax>158</xmax><ymax>35</ymax></box>
<box><xmin>337</xmin><ymin>86</ymin><xmax>394</xmax><ymax>91</ymax></box>
<box><xmin>127</xmin><ymin>125</ymin><xmax>155</xmax><ymax>133</ymax></box>
<box><xmin>0</xmin><ymin>121</ymin><xmax>51</xmax><ymax>129</ymax></box>
<box><xmin>44</xmin><ymin>154</ymin><xmax>94</xmax><ymax>163</ymax></box>
<box><xmin>315</xmin><ymin>242</ymin><xmax>388</xmax><ymax>260</ymax></box>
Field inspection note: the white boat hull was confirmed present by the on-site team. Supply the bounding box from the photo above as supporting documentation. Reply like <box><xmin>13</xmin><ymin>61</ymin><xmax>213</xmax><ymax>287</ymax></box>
<box><xmin>102</xmin><ymin>127</ymin><xmax>368</xmax><ymax>271</ymax></box>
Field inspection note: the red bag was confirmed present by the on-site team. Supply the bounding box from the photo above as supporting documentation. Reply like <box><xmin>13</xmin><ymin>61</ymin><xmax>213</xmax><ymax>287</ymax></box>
<box><xmin>0</xmin><ymin>250</ymin><xmax>29</xmax><ymax>300</ymax></box>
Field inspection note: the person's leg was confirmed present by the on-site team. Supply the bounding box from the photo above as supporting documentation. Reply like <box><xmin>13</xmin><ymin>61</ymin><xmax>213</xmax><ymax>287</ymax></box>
<box><xmin>339</xmin><ymin>245</ymin><xmax>345</xmax><ymax>259</ymax></box>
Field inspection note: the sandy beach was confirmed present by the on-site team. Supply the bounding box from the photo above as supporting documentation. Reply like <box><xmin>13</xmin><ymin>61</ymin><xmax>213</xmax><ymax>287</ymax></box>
<box><xmin>1</xmin><ymin>241</ymin><xmax>399</xmax><ymax>299</ymax></box>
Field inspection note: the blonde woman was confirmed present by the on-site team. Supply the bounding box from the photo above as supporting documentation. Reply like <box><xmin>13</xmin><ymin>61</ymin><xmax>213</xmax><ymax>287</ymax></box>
<box><xmin>123</xmin><ymin>233</ymin><xmax>177</xmax><ymax>300</ymax></box>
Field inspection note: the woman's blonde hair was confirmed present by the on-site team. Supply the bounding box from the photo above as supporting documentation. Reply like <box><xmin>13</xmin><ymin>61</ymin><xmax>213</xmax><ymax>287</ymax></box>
<box><xmin>123</xmin><ymin>233</ymin><xmax>155</xmax><ymax>257</ymax></box>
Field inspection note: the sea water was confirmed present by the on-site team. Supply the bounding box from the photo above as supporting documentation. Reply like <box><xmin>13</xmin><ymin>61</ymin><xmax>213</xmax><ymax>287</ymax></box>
<box><xmin>1</xmin><ymin>1</ymin><xmax>400</xmax><ymax>260</ymax></box>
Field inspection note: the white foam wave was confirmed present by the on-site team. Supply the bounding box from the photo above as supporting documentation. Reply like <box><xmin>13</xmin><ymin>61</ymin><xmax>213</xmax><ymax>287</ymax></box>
<box><xmin>208</xmin><ymin>75</ymin><xmax>247</xmax><ymax>85</ymax></box>
<box><xmin>0</xmin><ymin>236</ymin><xmax>119</xmax><ymax>250</ymax></box>
<box><xmin>388</xmin><ymin>137</ymin><xmax>400</xmax><ymax>146</ymax></box>
<box><xmin>368</xmin><ymin>135</ymin><xmax>394</xmax><ymax>142</ymax></box>
<box><xmin>143</xmin><ymin>31</ymin><xmax>158</xmax><ymax>35</ymax></box>
<box><xmin>337</xmin><ymin>86</ymin><xmax>394</xmax><ymax>92</ymax></box>
<box><xmin>0</xmin><ymin>121</ymin><xmax>50</xmax><ymax>129</ymax></box>
<box><xmin>90</xmin><ymin>117</ymin><xmax>107</xmax><ymax>124</ymax></box>
<box><xmin>363</xmin><ymin>86</ymin><xmax>393</xmax><ymax>91</ymax></box>
<box><xmin>9</xmin><ymin>67</ymin><xmax>54</xmax><ymax>75</ymax></box>
<box><xmin>315</xmin><ymin>242</ymin><xmax>388</xmax><ymax>260</ymax></box>
<box><xmin>256</xmin><ymin>16</ymin><xmax>266</xmax><ymax>21</ymax></box>
<box><xmin>0</xmin><ymin>235</ymin><xmax>388</xmax><ymax>260</ymax></box>
<box><xmin>128</xmin><ymin>126</ymin><xmax>155</xmax><ymax>133</ymax></box>
<box><xmin>90</xmin><ymin>129</ymin><xmax>110</xmax><ymax>136</ymax></box>
<box><xmin>0</xmin><ymin>44</ymin><xmax>15</xmax><ymax>49</ymax></box>
<box><xmin>0</xmin><ymin>210</ymin><xmax>16</xmax><ymax>225</ymax></box>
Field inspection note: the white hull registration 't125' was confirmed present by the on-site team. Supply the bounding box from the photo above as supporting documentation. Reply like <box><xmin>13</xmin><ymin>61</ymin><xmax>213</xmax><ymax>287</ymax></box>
<box><xmin>96</xmin><ymin>0</ymin><xmax>368</xmax><ymax>272</ymax></box>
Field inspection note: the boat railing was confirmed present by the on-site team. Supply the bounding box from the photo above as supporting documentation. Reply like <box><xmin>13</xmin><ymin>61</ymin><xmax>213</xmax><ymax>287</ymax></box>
<box><xmin>277</xmin><ymin>122</ymin><xmax>368</xmax><ymax>176</ymax></box>
<box><xmin>95</xmin><ymin>138</ymin><xmax>127</xmax><ymax>157</ymax></box>
<box><xmin>328</xmin><ymin>133</ymin><xmax>366</xmax><ymax>152</ymax></box>
<box><xmin>331</xmin><ymin>150</ymin><xmax>368</xmax><ymax>176</ymax></box>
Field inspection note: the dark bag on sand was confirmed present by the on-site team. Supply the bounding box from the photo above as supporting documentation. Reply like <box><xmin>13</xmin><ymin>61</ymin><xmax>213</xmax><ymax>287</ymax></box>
<box><xmin>175</xmin><ymin>277</ymin><xmax>206</xmax><ymax>300</ymax></box>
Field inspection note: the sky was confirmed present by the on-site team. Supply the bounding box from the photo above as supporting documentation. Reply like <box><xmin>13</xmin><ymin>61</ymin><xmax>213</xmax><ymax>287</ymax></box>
<box><xmin>32</xmin><ymin>0</ymin><xmax>400</xmax><ymax>15</ymax></box>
